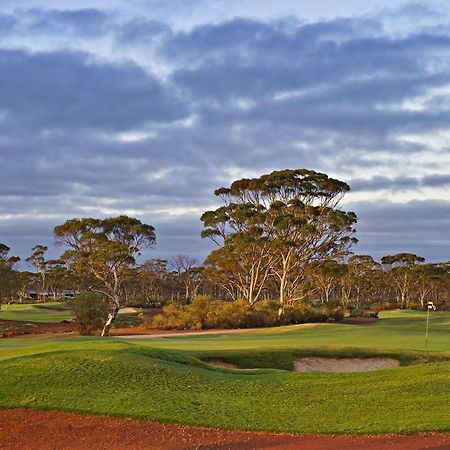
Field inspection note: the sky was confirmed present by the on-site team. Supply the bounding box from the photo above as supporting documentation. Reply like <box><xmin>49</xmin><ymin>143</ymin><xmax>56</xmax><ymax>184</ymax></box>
<box><xmin>1</xmin><ymin>0</ymin><xmax>450</xmax><ymax>265</ymax></box>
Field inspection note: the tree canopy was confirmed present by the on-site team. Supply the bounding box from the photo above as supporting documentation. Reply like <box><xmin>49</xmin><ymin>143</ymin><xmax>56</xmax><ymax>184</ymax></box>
<box><xmin>54</xmin><ymin>216</ymin><xmax>156</xmax><ymax>335</ymax></box>
<box><xmin>201</xmin><ymin>169</ymin><xmax>357</xmax><ymax>315</ymax></box>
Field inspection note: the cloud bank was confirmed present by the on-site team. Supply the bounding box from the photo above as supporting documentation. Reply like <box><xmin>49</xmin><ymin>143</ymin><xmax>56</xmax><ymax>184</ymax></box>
<box><xmin>0</xmin><ymin>2</ymin><xmax>449</xmax><ymax>263</ymax></box>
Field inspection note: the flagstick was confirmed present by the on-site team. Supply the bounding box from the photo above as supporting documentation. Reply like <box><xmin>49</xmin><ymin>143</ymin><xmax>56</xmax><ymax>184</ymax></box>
<box><xmin>425</xmin><ymin>307</ymin><xmax>430</xmax><ymax>348</ymax></box>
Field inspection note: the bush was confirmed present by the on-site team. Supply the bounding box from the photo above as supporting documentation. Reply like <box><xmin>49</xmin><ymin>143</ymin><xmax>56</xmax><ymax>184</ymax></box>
<box><xmin>152</xmin><ymin>303</ymin><xmax>193</xmax><ymax>330</ymax></box>
<box><xmin>349</xmin><ymin>309</ymin><xmax>364</xmax><ymax>318</ymax></box>
<box><xmin>151</xmin><ymin>298</ymin><xmax>277</xmax><ymax>330</ymax></box>
<box><xmin>215</xmin><ymin>300</ymin><xmax>278</xmax><ymax>329</ymax></box>
<box><xmin>151</xmin><ymin>297</ymin><xmax>342</xmax><ymax>330</ymax></box>
<box><xmin>330</xmin><ymin>307</ymin><xmax>345</xmax><ymax>322</ymax></box>
<box><xmin>281</xmin><ymin>304</ymin><xmax>329</xmax><ymax>324</ymax></box>
<box><xmin>303</xmin><ymin>307</ymin><xmax>329</xmax><ymax>323</ymax></box>
<box><xmin>370</xmin><ymin>301</ymin><xmax>394</xmax><ymax>311</ymax></box>
<box><xmin>281</xmin><ymin>304</ymin><xmax>306</xmax><ymax>324</ymax></box>
<box><xmin>349</xmin><ymin>309</ymin><xmax>379</xmax><ymax>319</ymax></box>
<box><xmin>71</xmin><ymin>291</ymin><xmax>109</xmax><ymax>335</ymax></box>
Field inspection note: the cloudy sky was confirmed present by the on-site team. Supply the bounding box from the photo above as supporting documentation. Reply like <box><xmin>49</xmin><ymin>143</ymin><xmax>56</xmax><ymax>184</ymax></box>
<box><xmin>1</xmin><ymin>0</ymin><xmax>450</xmax><ymax>264</ymax></box>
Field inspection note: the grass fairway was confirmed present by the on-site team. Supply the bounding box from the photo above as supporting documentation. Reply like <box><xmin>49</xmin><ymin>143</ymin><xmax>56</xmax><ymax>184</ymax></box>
<box><xmin>1</xmin><ymin>310</ymin><xmax>450</xmax><ymax>434</ymax></box>
<box><xmin>0</xmin><ymin>303</ymin><xmax>74</xmax><ymax>322</ymax></box>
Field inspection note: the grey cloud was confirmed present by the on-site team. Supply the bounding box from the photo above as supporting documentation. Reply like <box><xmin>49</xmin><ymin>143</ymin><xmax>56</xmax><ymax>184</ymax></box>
<box><xmin>169</xmin><ymin>32</ymin><xmax>450</xmax><ymax>111</ymax></box>
<box><xmin>115</xmin><ymin>18</ymin><xmax>171</xmax><ymax>45</ymax></box>
<box><xmin>0</xmin><ymin>49</ymin><xmax>188</xmax><ymax>131</ymax></box>
<box><xmin>166</xmin><ymin>19</ymin><xmax>450</xmax><ymax>140</ymax></box>
<box><xmin>380</xmin><ymin>2</ymin><xmax>448</xmax><ymax>22</ymax></box>
<box><xmin>0</xmin><ymin>13</ymin><xmax>17</xmax><ymax>36</ymax></box>
<box><xmin>164</xmin><ymin>18</ymin><xmax>383</xmax><ymax>65</ymax></box>
<box><xmin>0</xmin><ymin>4</ymin><xmax>450</xmax><ymax>263</ymax></box>
<box><xmin>350</xmin><ymin>175</ymin><xmax>450</xmax><ymax>192</ymax></box>
<box><xmin>0</xmin><ymin>212</ymin><xmax>215</xmax><ymax>266</ymax></box>
<box><xmin>352</xmin><ymin>200</ymin><xmax>450</xmax><ymax>261</ymax></box>
<box><xmin>24</xmin><ymin>8</ymin><xmax>111</xmax><ymax>36</ymax></box>
<box><xmin>350</xmin><ymin>176</ymin><xmax>420</xmax><ymax>192</ymax></box>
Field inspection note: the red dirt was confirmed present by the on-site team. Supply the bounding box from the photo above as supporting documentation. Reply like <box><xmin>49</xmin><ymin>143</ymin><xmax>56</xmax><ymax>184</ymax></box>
<box><xmin>111</xmin><ymin>327</ymin><xmax>234</xmax><ymax>336</ymax></box>
<box><xmin>0</xmin><ymin>319</ymin><xmax>74</xmax><ymax>338</ymax></box>
<box><xmin>1</xmin><ymin>409</ymin><xmax>450</xmax><ymax>450</ymax></box>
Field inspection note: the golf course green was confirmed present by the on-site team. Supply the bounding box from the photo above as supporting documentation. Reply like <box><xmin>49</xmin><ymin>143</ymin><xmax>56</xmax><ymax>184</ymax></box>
<box><xmin>0</xmin><ymin>302</ymin><xmax>74</xmax><ymax>322</ymax></box>
<box><xmin>1</xmin><ymin>309</ymin><xmax>450</xmax><ymax>434</ymax></box>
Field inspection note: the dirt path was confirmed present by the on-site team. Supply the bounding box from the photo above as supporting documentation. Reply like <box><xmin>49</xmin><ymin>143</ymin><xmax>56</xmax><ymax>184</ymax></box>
<box><xmin>114</xmin><ymin>327</ymin><xmax>270</xmax><ymax>339</ymax></box>
<box><xmin>1</xmin><ymin>409</ymin><xmax>450</xmax><ymax>450</ymax></box>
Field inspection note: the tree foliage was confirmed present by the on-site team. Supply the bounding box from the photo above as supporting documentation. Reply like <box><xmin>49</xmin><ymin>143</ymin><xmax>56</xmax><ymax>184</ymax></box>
<box><xmin>54</xmin><ymin>216</ymin><xmax>156</xmax><ymax>335</ymax></box>
<box><xmin>201</xmin><ymin>169</ymin><xmax>357</xmax><ymax>315</ymax></box>
<box><xmin>0</xmin><ymin>243</ymin><xmax>20</xmax><ymax>308</ymax></box>
<box><xmin>26</xmin><ymin>245</ymin><xmax>48</xmax><ymax>294</ymax></box>
<box><xmin>71</xmin><ymin>291</ymin><xmax>109</xmax><ymax>335</ymax></box>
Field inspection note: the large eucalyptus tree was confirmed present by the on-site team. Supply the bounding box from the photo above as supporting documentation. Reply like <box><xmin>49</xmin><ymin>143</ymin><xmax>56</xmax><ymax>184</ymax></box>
<box><xmin>54</xmin><ymin>216</ymin><xmax>156</xmax><ymax>335</ymax></box>
<box><xmin>202</xmin><ymin>169</ymin><xmax>357</xmax><ymax>316</ymax></box>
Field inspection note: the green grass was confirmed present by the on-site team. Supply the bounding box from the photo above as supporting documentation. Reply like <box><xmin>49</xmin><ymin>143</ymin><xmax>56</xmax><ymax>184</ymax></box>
<box><xmin>125</xmin><ymin>310</ymin><xmax>450</xmax><ymax>353</ymax></box>
<box><xmin>1</xmin><ymin>310</ymin><xmax>450</xmax><ymax>434</ymax></box>
<box><xmin>0</xmin><ymin>303</ymin><xmax>74</xmax><ymax>323</ymax></box>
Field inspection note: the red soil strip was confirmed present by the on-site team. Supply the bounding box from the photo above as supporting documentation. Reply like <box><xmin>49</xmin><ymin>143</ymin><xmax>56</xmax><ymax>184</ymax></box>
<box><xmin>111</xmin><ymin>327</ymin><xmax>235</xmax><ymax>336</ymax></box>
<box><xmin>0</xmin><ymin>319</ymin><xmax>74</xmax><ymax>338</ymax></box>
<box><xmin>1</xmin><ymin>409</ymin><xmax>450</xmax><ymax>450</ymax></box>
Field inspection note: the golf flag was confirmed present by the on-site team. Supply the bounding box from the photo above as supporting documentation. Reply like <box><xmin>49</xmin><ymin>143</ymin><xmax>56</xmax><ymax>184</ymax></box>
<box><xmin>425</xmin><ymin>301</ymin><xmax>436</xmax><ymax>347</ymax></box>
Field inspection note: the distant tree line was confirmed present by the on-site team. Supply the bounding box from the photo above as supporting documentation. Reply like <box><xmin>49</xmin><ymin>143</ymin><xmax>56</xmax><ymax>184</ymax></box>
<box><xmin>1</xmin><ymin>169</ymin><xmax>449</xmax><ymax>334</ymax></box>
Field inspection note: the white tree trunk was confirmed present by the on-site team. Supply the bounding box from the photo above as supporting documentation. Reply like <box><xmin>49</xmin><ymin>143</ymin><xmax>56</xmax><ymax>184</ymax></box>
<box><xmin>101</xmin><ymin>303</ymin><xmax>119</xmax><ymax>337</ymax></box>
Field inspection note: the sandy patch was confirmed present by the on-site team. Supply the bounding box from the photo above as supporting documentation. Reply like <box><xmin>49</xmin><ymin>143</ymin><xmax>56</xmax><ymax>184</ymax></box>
<box><xmin>205</xmin><ymin>359</ymin><xmax>242</xmax><ymax>369</ymax></box>
<box><xmin>293</xmin><ymin>357</ymin><xmax>399</xmax><ymax>373</ymax></box>
<box><xmin>118</xmin><ymin>307</ymin><xmax>138</xmax><ymax>314</ymax></box>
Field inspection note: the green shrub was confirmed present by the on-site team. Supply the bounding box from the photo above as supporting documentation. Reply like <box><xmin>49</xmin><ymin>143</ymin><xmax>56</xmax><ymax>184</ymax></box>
<box><xmin>330</xmin><ymin>307</ymin><xmax>345</xmax><ymax>322</ymax></box>
<box><xmin>206</xmin><ymin>300</ymin><xmax>248</xmax><ymax>328</ymax></box>
<box><xmin>71</xmin><ymin>291</ymin><xmax>109</xmax><ymax>335</ymax></box>
<box><xmin>349</xmin><ymin>309</ymin><xmax>379</xmax><ymax>319</ymax></box>
<box><xmin>303</xmin><ymin>307</ymin><xmax>329</xmax><ymax>323</ymax></box>
<box><xmin>281</xmin><ymin>304</ymin><xmax>332</xmax><ymax>324</ymax></box>
<box><xmin>189</xmin><ymin>296</ymin><xmax>217</xmax><ymax>329</ymax></box>
<box><xmin>349</xmin><ymin>309</ymin><xmax>364</xmax><ymax>318</ymax></box>
<box><xmin>151</xmin><ymin>303</ymin><xmax>193</xmax><ymax>330</ymax></box>
<box><xmin>282</xmin><ymin>303</ymin><xmax>308</xmax><ymax>324</ymax></box>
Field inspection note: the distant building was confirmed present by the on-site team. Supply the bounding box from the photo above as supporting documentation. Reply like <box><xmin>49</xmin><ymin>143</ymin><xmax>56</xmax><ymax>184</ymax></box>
<box><xmin>26</xmin><ymin>289</ymin><xmax>75</xmax><ymax>300</ymax></box>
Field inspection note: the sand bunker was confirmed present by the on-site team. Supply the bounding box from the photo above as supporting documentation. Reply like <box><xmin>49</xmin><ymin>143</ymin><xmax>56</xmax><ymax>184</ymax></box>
<box><xmin>293</xmin><ymin>357</ymin><xmax>399</xmax><ymax>373</ymax></box>
<box><xmin>205</xmin><ymin>360</ymin><xmax>241</xmax><ymax>369</ymax></box>
<box><xmin>205</xmin><ymin>357</ymin><xmax>400</xmax><ymax>373</ymax></box>
<box><xmin>118</xmin><ymin>307</ymin><xmax>138</xmax><ymax>314</ymax></box>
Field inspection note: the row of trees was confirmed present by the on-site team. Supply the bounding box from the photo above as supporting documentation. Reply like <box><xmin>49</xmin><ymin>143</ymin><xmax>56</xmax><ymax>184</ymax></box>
<box><xmin>1</xmin><ymin>169</ymin><xmax>449</xmax><ymax>334</ymax></box>
<box><xmin>3</xmin><ymin>249</ymin><xmax>447</xmax><ymax>309</ymax></box>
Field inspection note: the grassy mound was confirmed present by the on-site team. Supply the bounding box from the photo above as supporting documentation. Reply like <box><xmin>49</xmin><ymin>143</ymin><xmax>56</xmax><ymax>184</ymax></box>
<box><xmin>0</xmin><ymin>344</ymin><xmax>449</xmax><ymax>434</ymax></box>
